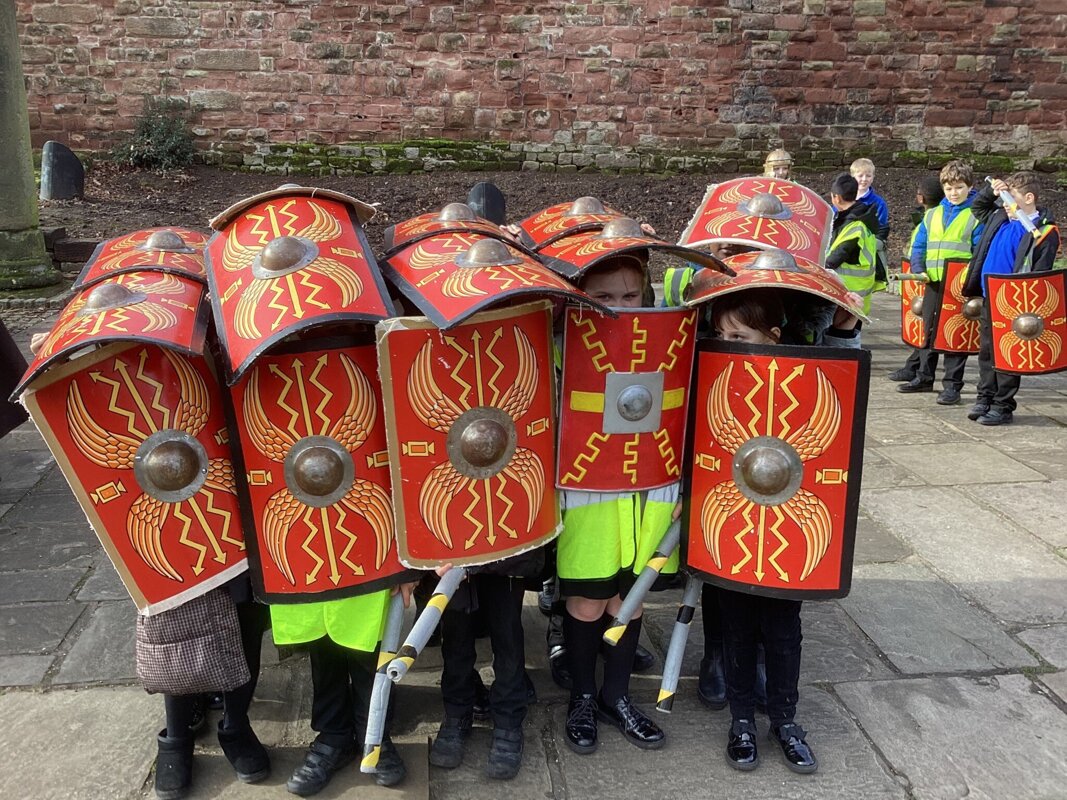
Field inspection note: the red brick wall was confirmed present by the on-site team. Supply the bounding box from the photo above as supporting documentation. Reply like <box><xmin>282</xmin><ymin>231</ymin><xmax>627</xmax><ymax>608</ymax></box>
<box><xmin>16</xmin><ymin>0</ymin><xmax>1067</xmax><ymax>169</ymax></box>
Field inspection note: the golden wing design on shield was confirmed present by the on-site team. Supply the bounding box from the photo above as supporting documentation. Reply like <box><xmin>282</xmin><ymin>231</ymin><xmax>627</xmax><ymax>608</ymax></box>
<box><xmin>66</xmin><ymin>382</ymin><xmax>142</xmax><ymax>468</ymax></box>
<box><xmin>327</xmin><ymin>353</ymin><xmax>376</xmax><ymax>452</ymax></box>
<box><xmin>339</xmin><ymin>479</ymin><xmax>394</xmax><ymax>570</ymax></box>
<box><xmin>222</xmin><ymin>225</ymin><xmax>259</xmax><ymax>273</ymax></box>
<box><xmin>783</xmin><ymin>368</ymin><xmax>841</xmax><ymax>461</ymax></box>
<box><xmin>500</xmin><ymin>448</ymin><xmax>546</xmax><ymax>530</ymax></box>
<box><xmin>700</xmin><ymin>482</ymin><xmax>749</xmax><ymax>570</ymax></box>
<box><xmin>293</xmin><ymin>201</ymin><xmax>343</xmax><ymax>243</ymax></box>
<box><xmin>135</xmin><ymin>274</ymin><xmax>185</xmax><ymax>295</ymax></box>
<box><xmin>134</xmin><ymin>302</ymin><xmax>180</xmax><ymax>333</ymax></box>
<box><xmin>706</xmin><ymin>362</ymin><xmax>750</xmax><ymax>455</ymax></box>
<box><xmin>409</xmin><ymin>341</ymin><xmax>466</xmax><ymax>432</ymax></box>
<box><xmin>164</xmin><ymin>350</ymin><xmax>210</xmax><ymax>438</ymax></box>
<box><xmin>232</xmin><ymin>278</ymin><xmax>272</xmax><ymax>339</ymax></box>
<box><xmin>263</xmin><ymin>488</ymin><xmax>306</xmax><ymax>585</ymax></box>
<box><xmin>498</xmin><ymin>328</ymin><xmax>538</xmax><ymax>420</ymax></box>
<box><xmin>204</xmin><ymin>458</ymin><xmax>235</xmax><ymax>493</ymax></box>
<box><xmin>781</xmin><ymin>488</ymin><xmax>833</xmax><ymax>580</ymax></box>
<box><xmin>127</xmin><ymin>493</ymin><xmax>182</xmax><ymax>581</ymax></box>
<box><xmin>419</xmin><ymin>462</ymin><xmax>473</xmax><ymax>549</ymax></box>
<box><xmin>408</xmin><ymin>243</ymin><xmax>465</xmax><ymax>271</ymax></box>
<box><xmin>441</xmin><ymin>268</ymin><xmax>488</xmax><ymax>299</ymax></box>
<box><xmin>303</xmin><ymin>257</ymin><xmax>364</xmax><ymax>305</ymax></box>
<box><xmin>242</xmin><ymin>367</ymin><xmax>299</xmax><ymax>461</ymax></box>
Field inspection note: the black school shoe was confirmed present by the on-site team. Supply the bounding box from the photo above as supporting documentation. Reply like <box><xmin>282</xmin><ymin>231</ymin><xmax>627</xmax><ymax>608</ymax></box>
<box><xmin>485</xmin><ymin>727</ymin><xmax>523</xmax><ymax>780</ymax></box>
<box><xmin>596</xmin><ymin>694</ymin><xmax>665</xmax><ymax>750</ymax></box>
<box><xmin>217</xmin><ymin>722</ymin><xmax>270</xmax><ymax>783</ymax></box>
<box><xmin>429</xmin><ymin>713</ymin><xmax>472</xmax><ymax>769</ymax></box>
<box><xmin>770</xmin><ymin>722</ymin><xmax>818</xmax><ymax>774</ymax></box>
<box><xmin>564</xmin><ymin>694</ymin><xmax>599</xmax><ymax>754</ymax></box>
<box><xmin>286</xmin><ymin>740</ymin><xmax>354</xmax><ymax>797</ymax></box>
<box><xmin>155</xmin><ymin>729</ymin><xmax>194</xmax><ymax>800</ymax></box>
<box><xmin>979</xmin><ymin>409</ymin><xmax>1014</xmax><ymax>426</ymax></box>
<box><xmin>373</xmin><ymin>739</ymin><xmax>407</xmax><ymax>788</ymax></box>
<box><xmin>888</xmin><ymin>367</ymin><xmax>916</xmax><ymax>382</ymax></box>
<box><xmin>725</xmin><ymin>719</ymin><xmax>758</xmax><ymax>771</ymax></box>
<box><xmin>936</xmin><ymin>387</ymin><xmax>962</xmax><ymax>405</ymax></box>
<box><xmin>968</xmin><ymin>402</ymin><xmax>991</xmax><ymax>421</ymax></box>
<box><xmin>697</xmin><ymin>647</ymin><xmax>726</xmax><ymax>710</ymax></box>
<box><xmin>897</xmin><ymin>378</ymin><xmax>935</xmax><ymax>393</ymax></box>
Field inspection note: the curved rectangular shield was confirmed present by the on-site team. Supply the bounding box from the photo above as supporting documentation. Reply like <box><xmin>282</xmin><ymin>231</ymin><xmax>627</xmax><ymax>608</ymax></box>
<box><xmin>684</xmin><ymin>340</ymin><xmax>870</xmax><ymax>599</ymax></box>
<box><xmin>899</xmin><ymin>258</ymin><xmax>926</xmax><ymax>349</ymax></box>
<box><xmin>206</xmin><ymin>190</ymin><xmax>395</xmax><ymax>383</ymax></box>
<box><xmin>677</xmin><ymin>177</ymin><xmax>833</xmax><ymax>264</ymax></box>
<box><xmin>228</xmin><ymin>342</ymin><xmax>414</xmax><ymax>602</ymax></box>
<box><xmin>933</xmin><ymin>259</ymin><xmax>981</xmax><ymax>354</ymax></box>
<box><xmin>75</xmin><ymin>228</ymin><xmax>208</xmax><ymax>289</ymax></box>
<box><xmin>382</xmin><ymin>231</ymin><xmax>612</xmax><ymax>329</ymax></box>
<box><xmin>21</xmin><ymin>342</ymin><xmax>247</xmax><ymax>614</ymax></box>
<box><xmin>384</xmin><ymin>207</ymin><xmax>515</xmax><ymax>256</ymax></box>
<box><xmin>517</xmin><ymin>198</ymin><xmax>622</xmax><ymax>251</ymax></box>
<box><xmin>986</xmin><ymin>269</ymin><xmax>1067</xmax><ymax>374</ymax></box>
<box><xmin>557</xmin><ymin>307</ymin><xmax>698</xmax><ymax>491</ymax></box>
<box><xmin>14</xmin><ymin>272</ymin><xmax>209</xmax><ymax>398</ymax></box>
<box><xmin>377</xmin><ymin>301</ymin><xmax>560</xmax><ymax>569</ymax></box>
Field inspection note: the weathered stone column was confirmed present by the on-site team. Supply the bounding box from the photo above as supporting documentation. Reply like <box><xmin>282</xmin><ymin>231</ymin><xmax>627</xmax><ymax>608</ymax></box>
<box><xmin>0</xmin><ymin>4</ymin><xmax>60</xmax><ymax>289</ymax></box>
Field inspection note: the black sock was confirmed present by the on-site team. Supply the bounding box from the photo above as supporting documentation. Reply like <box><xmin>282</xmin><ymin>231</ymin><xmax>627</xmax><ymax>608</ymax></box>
<box><xmin>563</xmin><ymin>611</ymin><xmax>603</xmax><ymax>699</ymax></box>
<box><xmin>600</xmin><ymin>616</ymin><xmax>641</xmax><ymax>705</ymax></box>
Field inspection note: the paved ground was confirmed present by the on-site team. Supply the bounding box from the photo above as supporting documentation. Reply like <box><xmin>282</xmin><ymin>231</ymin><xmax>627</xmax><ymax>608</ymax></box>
<box><xmin>2</xmin><ymin>291</ymin><xmax>1067</xmax><ymax>800</ymax></box>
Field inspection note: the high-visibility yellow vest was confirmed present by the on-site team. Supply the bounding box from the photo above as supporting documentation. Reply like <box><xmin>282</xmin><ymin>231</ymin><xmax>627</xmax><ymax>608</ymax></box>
<box><xmin>923</xmin><ymin>205</ymin><xmax>977</xmax><ymax>281</ymax></box>
<box><xmin>663</xmin><ymin>265</ymin><xmax>697</xmax><ymax>307</ymax></box>
<box><xmin>830</xmin><ymin>219</ymin><xmax>877</xmax><ymax>314</ymax></box>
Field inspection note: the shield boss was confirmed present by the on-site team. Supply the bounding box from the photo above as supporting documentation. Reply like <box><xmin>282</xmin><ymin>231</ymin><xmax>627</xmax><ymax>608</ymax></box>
<box><xmin>460</xmin><ymin>419</ymin><xmax>509</xmax><ymax>467</ymax></box>
<box><xmin>144</xmin><ymin>230</ymin><xmax>188</xmax><ymax>251</ymax></box>
<box><xmin>292</xmin><ymin>446</ymin><xmax>347</xmax><ymax>497</ymax></box>
<box><xmin>143</xmin><ymin>440</ymin><xmax>200</xmax><ymax>492</ymax></box>
<box><xmin>1012</xmin><ymin>312</ymin><xmax>1044</xmax><ymax>340</ymax></box>
<box><xmin>962</xmin><ymin>297</ymin><xmax>983</xmax><ymax>320</ymax></box>
<box><xmin>909</xmin><ymin>295</ymin><xmax>924</xmax><ymax>317</ymax></box>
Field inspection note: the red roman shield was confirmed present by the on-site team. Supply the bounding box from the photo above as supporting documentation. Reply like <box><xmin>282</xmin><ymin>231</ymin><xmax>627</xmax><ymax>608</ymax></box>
<box><xmin>684</xmin><ymin>341</ymin><xmax>870</xmax><ymax>599</ymax></box>
<box><xmin>377</xmin><ymin>302</ymin><xmax>559</xmax><ymax>568</ymax></box>
<box><xmin>933</xmin><ymin>259</ymin><xmax>981</xmax><ymax>354</ymax></box>
<box><xmin>557</xmin><ymin>307</ymin><xmax>698</xmax><ymax>492</ymax></box>
<box><xmin>985</xmin><ymin>270</ymin><xmax>1067</xmax><ymax>374</ymax></box>
<box><xmin>899</xmin><ymin>259</ymin><xmax>926</xmax><ymax>349</ymax></box>
<box><xmin>75</xmin><ymin>228</ymin><xmax>209</xmax><ymax>289</ymax></box>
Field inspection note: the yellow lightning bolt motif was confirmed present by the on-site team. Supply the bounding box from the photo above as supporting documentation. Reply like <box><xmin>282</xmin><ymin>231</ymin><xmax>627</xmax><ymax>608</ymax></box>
<box><xmin>462</xmin><ymin>481</ymin><xmax>485</xmax><ymax>549</ymax></box>
<box><xmin>102</xmin><ymin>306</ymin><xmax>132</xmax><ymax>334</ymax></box>
<box><xmin>300</xmin><ymin>271</ymin><xmax>330</xmax><ymax>311</ymax></box>
<box><xmin>443</xmin><ymin>335</ymin><xmax>474</xmax><ymax>409</ymax></box>
<box><xmin>334</xmin><ymin>504</ymin><xmax>365</xmax><ymax>577</ymax></box>
<box><xmin>319</xmin><ymin>507</ymin><xmax>342</xmax><ymax>586</ymax></box>
<box><xmin>741</xmin><ymin>361</ymin><xmax>766</xmax><ymax>438</ymax></box>
<box><xmin>574</xmin><ymin>315</ymin><xmax>613</xmax><ymax>373</ymax></box>
<box><xmin>245</xmin><ymin>212</ymin><xmax>274</xmax><ymax>246</ymax></box>
<box><xmin>766</xmin><ymin>506</ymin><xmax>790</xmax><ymax>581</ymax></box>
<box><xmin>622</xmin><ymin>435</ymin><xmax>641</xmax><ymax>486</ymax></box>
<box><xmin>754</xmin><ymin>505</ymin><xmax>768</xmax><ymax>582</ymax></box>
<box><xmin>114</xmin><ymin>358</ymin><xmax>161</xmax><ymax>436</ymax></box>
<box><xmin>731</xmin><ymin>502</ymin><xmax>755</xmax><ymax>575</ymax></box>
<box><xmin>136</xmin><ymin>349</ymin><xmax>172</xmax><ymax>431</ymax></box>
<box><xmin>186</xmin><ymin>494</ymin><xmax>227</xmax><ymax>565</ymax></box>
<box><xmin>266</xmin><ymin>279</ymin><xmax>290</xmax><ymax>331</ymax></box>
<box><xmin>174</xmin><ymin>502</ymin><xmax>208</xmax><ymax>576</ymax></box>
<box><xmin>307</xmin><ymin>354</ymin><xmax>334</xmax><ymax>436</ymax></box>
<box><xmin>91</xmin><ymin>370</ymin><xmax>148</xmax><ymax>440</ymax></box>
<box><xmin>483</xmin><ymin>328</ymin><xmax>505</xmax><ymax>406</ymax></box>
<box><xmin>301</xmin><ymin>508</ymin><xmax>326</xmax><ymax>585</ymax></box>
<box><xmin>775</xmin><ymin>364</ymin><xmax>805</xmax><ymax>440</ymax></box>
<box><xmin>658</xmin><ymin>314</ymin><xmax>695</xmax><ymax>371</ymax></box>
<box><xmin>269</xmin><ymin>363</ymin><xmax>302</xmax><ymax>441</ymax></box>
<box><xmin>654</xmin><ymin>428</ymin><xmax>679</xmax><ymax>476</ymax></box>
<box><xmin>560</xmin><ymin>432</ymin><xmax>609</xmax><ymax>484</ymax></box>
<box><xmin>203</xmin><ymin>488</ymin><xmax>243</xmax><ymax>551</ymax></box>
<box><xmin>494</xmin><ymin>474</ymin><xmax>517</xmax><ymax>540</ymax></box>
<box><xmin>629</xmin><ymin>317</ymin><xmax>648</xmax><ymax>372</ymax></box>
<box><xmin>291</xmin><ymin>359</ymin><xmax>316</xmax><ymax>437</ymax></box>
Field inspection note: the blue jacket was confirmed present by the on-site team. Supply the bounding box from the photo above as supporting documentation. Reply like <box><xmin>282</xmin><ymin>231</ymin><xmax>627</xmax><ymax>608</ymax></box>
<box><xmin>909</xmin><ymin>191</ymin><xmax>983</xmax><ymax>274</ymax></box>
<box><xmin>856</xmin><ymin>188</ymin><xmax>890</xmax><ymax>239</ymax></box>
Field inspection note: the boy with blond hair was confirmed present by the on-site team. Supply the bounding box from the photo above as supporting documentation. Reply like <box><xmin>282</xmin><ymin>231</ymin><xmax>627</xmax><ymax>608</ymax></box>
<box><xmin>897</xmin><ymin>160</ymin><xmax>983</xmax><ymax>404</ymax></box>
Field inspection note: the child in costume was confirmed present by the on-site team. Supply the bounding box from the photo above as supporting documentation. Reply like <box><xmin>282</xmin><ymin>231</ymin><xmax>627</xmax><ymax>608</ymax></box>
<box><xmin>827</xmin><ymin>173</ymin><xmax>880</xmax><ymax>321</ymax></box>
<box><xmin>708</xmin><ymin>287</ymin><xmax>861</xmax><ymax>775</ymax></box>
<box><xmin>558</xmin><ymin>255</ymin><xmax>680</xmax><ymax>755</ymax></box>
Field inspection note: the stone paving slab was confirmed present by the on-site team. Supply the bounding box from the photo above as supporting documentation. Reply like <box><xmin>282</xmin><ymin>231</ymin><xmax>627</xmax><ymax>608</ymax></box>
<box><xmin>960</xmin><ymin>479</ymin><xmax>1067</xmax><ymax>549</ymax></box>
<box><xmin>0</xmin><ymin>601</ymin><xmax>84</xmax><ymax>655</ymax></box>
<box><xmin>853</xmin><ymin>511</ymin><xmax>913</xmax><ymax>564</ymax></box>
<box><xmin>877</xmin><ymin>441</ymin><xmax>1046</xmax><ymax>486</ymax></box>
<box><xmin>76</xmin><ymin>554</ymin><xmax>131</xmax><ymax>602</ymax></box>
<box><xmin>0</xmin><ymin>687</ymin><xmax>159</xmax><ymax>800</ymax></box>
<box><xmin>1017</xmin><ymin>625</ymin><xmax>1067</xmax><ymax>669</ymax></box>
<box><xmin>860</xmin><ymin>447</ymin><xmax>926</xmax><ymax>491</ymax></box>
<box><xmin>1007</xmin><ymin>448</ymin><xmax>1067</xmax><ymax>481</ymax></box>
<box><xmin>555</xmin><ymin>686</ymin><xmax>905</xmax><ymax>800</ymax></box>
<box><xmin>864</xmin><ymin>408</ymin><xmax>966</xmax><ymax>446</ymax></box>
<box><xmin>1039</xmin><ymin>670</ymin><xmax>1067</xmax><ymax>704</ymax></box>
<box><xmin>55</xmin><ymin>601</ymin><xmax>137</xmax><ymax>685</ymax></box>
<box><xmin>0</xmin><ymin>487</ymin><xmax>90</xmax><ymax>528</ymax></box>
<box><xmin>0</xmin><ymin>568</ymin><xmax>83</xmax><ymax>603</ymax></box>
<box><xmin>0</xmin><ymin>524</ymin><xmax>96</xmax><ymax>570</ymax></box>
<box><xmin>835</xmin><ymin>674</ymin><xmax>1067</xmax><ymax>800</ymax></box>
<box><xmin>862</xmin><ymin>487</ymin><xmax>1067</xmax><ymax>625</ymax></box>
<box><xmin>148</xmin><ymin>742</ymin><xmax>429</xmax><ymax>799</ymax></box>
<box><xmin>840</xmin><ymin>562</ymin><xmax>1037</xmax><ymax>674</ymax></box>
<box><xmin>0</xmin><ymin>653</ymin><xmax>54</xmax><ymax>686</ymax></box>
<box><xmin>954</xmin><ymin>413</ymin><xmax>1067</xmax><ymax>455</ymax></box>
<box><xmin>0</xmin><ymin>448</ymin><xmax>57</xmax><ymax>504</ymax></box>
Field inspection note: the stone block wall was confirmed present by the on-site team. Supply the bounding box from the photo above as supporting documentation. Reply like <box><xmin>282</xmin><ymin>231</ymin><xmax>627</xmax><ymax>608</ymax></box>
<box><xmin>15</xmin><ymin>0</ymin><xmax>1067</xmax><ymax>173</ymax></box>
